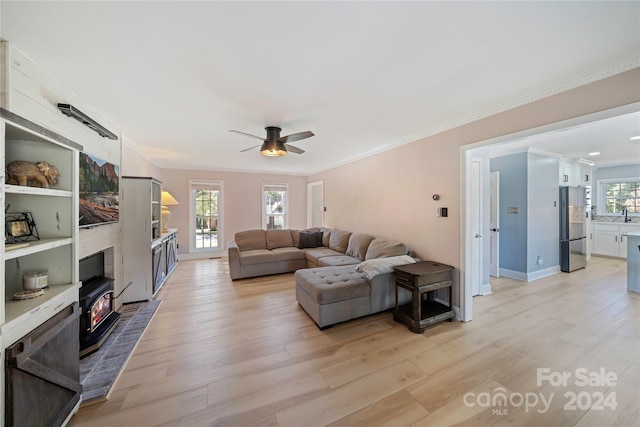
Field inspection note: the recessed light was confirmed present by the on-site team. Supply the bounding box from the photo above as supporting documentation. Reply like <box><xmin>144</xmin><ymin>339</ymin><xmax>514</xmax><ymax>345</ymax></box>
<box><xmin>630</xmin><ymin>135</ymin><xmax>640</xmax><ymax>140</ymax></box>
<box><xmin>588</xmin><ymin>152</ymin><xmax>600</xmax><ymax>156</ymax></box>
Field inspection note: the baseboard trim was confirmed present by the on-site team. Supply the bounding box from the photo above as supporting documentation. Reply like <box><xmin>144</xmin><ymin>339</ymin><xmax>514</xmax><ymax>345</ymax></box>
<box><xmin>499</xmin><ymin>268</ymin><xmax>528</xmax><ymax>281</ymax></box>
<box><xmin>499</xmin><ymin>265</ymin><xmax>561</xmax><ymax>282</ymax></box>
<box><xmin>528</xmin><ymin>265</ymin><xmax>561</xmax><ymax>282</ymax></box>
<box><xmin>480</xmin><ymin>282</ymin><xmax>492</xmax><ymax>295</ymax></box>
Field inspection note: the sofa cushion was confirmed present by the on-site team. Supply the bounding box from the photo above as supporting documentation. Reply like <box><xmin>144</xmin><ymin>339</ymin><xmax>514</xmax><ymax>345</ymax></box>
<box><xmin>321</xmin><ymin>228</ymin><xmax>331</xmax><ymax>247</ymax></box>
<box><xmin>305</xmin><ymin>247</ymin><xmax>344</xmax><ymax>265</ymax></box>
<box><xmin>345</xmin><ymin>233</ymin><xmax>375</xmax><ymax>261</ymax></box>
<box><xmin>239</xmin><ymin>249</ymin><xmax>275</xmax><ymax>266</ymax></box>
<box><xmin>318</xmin><ymin>255</ymin><xmax>361</xmax><ymax>267</ymax></box>
<box><xmin>298</xmin><ymin>231</ymin><xmax>322</xmax><ymax>249</ymax></box>
<box><xmin>272</xmin><ymin>247</ymin><xmax>306</xmax><ymax>262</ymax></box>
<box><xmin>291</xmin><ymin>229</ymin><xmax>301</xmax><ymax>248</ymax></box>
<box><xmin>329</xmin><ymin>229</ymin><xmax>352</xmax><ymax>253</ymax></box>
<box><xmin>365</xmin><ymin>238</ymin><xmax>408</xmax><ymax>260</ymax></box>
<box><xmin>235</xmin><ymin>229</ymin><xmax>267</xmax><ymax>251</ymax></box>
<box><xmin>266</xmin><ymin>229</ymin><xmax>294</xmax><ymax>249</ymax></box>
<box><xmin>295</xmin><ymin>266</ymin><xmax>369</xmax><ymax>304</ymax></box>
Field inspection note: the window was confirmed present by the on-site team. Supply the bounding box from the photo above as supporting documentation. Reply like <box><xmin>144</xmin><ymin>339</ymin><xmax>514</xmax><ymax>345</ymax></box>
<box><xmin>601</xmin><ymin>180</ymin><xmax>640</xmax><ymax>214</ymax></box>
<box><xmin>190</xmin><ymin>180</ymin><xmax>222</xmax><ymax>251</ymax></box>
<box><xmin>263</xmin><ymin>183</ymin><xmax>288</xmax><ymax>229</ymax></box>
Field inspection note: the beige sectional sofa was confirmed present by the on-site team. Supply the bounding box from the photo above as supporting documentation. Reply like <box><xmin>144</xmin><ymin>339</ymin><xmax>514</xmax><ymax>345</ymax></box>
<box><xmin>228</xmin><ymin>228</ymin><xmax>415</xmax><ymax>328</ymax></box>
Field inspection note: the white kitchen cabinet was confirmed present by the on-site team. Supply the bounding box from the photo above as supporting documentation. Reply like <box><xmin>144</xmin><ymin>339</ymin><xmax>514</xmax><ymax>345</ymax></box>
<box><xmin>559</xmin><ymin>159</ymin><xmax>578</xmax><ymax>186</ymax></box>
<box><xmin>592</xmin><ymin>223</ymin><xmax>640</xmax><ymax>259</ymax></box>
<box><xmin>559</xmin><ymin>158</ymin><xmax>593</xmax><ymax>186</ymax></box>
<box><xmin>579</xmin><ymin>162</ymin><xmax>593</xmax><ymax>186</ymax></box>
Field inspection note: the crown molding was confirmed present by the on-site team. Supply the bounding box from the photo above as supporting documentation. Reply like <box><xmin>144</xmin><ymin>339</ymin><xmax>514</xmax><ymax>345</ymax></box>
<box><xmin>308</xmin><ymin>52</ymin><xmax>640</xmax><ymax>176</ymax></box>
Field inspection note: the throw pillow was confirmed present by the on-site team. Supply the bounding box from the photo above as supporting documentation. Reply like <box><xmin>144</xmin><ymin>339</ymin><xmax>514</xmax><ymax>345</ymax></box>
<box><xmin>345</xmin><ymin>233</ymin><xmax>375</xmax><ymax>261</ymax></box>
<box><xmin>321</xmin><ymin>228</ymin><xmax>331</xmax><ymax>247</ymax></box>
<box><xmin>365</xmin><ymin>238</ymin><xmax>408</xmax><ymax>260</ymax></box>
<box><xmin>329</xmin><ymin>229</ymin><xmax>352</xmax><ymax>253</ymax></box>
<box><xmin>298</xmin><ymin>231</ymin><xmax>320</xmax><ymax>249</ymax></box>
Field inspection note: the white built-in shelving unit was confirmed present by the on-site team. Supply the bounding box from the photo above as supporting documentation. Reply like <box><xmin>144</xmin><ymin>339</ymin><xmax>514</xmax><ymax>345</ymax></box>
<box><xmin>1</xmin><ymin>117</ymin><xmax>81</xmax><ymax>347</ymax></box>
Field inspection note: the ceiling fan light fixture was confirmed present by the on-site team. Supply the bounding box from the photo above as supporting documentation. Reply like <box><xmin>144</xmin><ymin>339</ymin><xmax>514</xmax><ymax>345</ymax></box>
<box><xmin>260</xmin><ymin>140</ymin><xmax>287</xmax><ymax>157</ymax></box>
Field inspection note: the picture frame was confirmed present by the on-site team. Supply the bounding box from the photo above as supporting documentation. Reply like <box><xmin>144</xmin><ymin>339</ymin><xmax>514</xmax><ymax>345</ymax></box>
<box><xmin>5</xmin><ymin>212</ymin><xmax>40</xmax><ymax>244</ymax></box>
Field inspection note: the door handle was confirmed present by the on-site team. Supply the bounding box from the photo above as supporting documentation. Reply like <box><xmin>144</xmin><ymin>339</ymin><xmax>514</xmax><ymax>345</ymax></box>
<box><xmin>490</xmin><ymin>228</ymin><xmax>499</xmax><ymax>232</ymax></box>
<box><xmin>475</xmin><ymin>234</ymin><xmax>482</xmax><ymax>238</ymax></box>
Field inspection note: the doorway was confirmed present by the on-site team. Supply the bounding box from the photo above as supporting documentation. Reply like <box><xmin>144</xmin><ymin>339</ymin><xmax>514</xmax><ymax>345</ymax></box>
<box><xmin>307</xmin><ymin>180</ymin><xmax>324</xmax><ymax>228</ymax></box>
<box><xmin>460</xmin><ymin>103</ymin><xmax>639</xmax><ymax>322</ymax></box>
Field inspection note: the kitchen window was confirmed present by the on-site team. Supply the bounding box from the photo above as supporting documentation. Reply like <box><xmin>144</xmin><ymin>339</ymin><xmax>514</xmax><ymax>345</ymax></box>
<box><xmin>600</xmin><ymin>179</ymin><xmax>639</xmax><ymax>214</ymax></box>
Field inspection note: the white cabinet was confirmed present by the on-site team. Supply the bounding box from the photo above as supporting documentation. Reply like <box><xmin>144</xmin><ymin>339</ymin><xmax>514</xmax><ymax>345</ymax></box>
<box><xmin>559</xmin><ymin>158</ymin><xmax>593</xmax><ymax>186</ymax></box>
<box><xmin>592</xmin><ymin>223</ymin><xmax>640</xmax><ymax>259</ymax></box>
<box><xmin>559</xmin><ymin>160</ymin><xmax>578</xmax><ymax>186</ymax></box>
<box><xmin>121</xmin><ymin>177</ymin><xmax>161</xmax><ymax>303</ymax></box>
<box><xmin>578</xmin><ymin>162</ymin><xmax>592</xmax><ymax>186</ymax></box>
<box><xmin>121</xmin><ymin>177</ymin><xmax>177</xmax><ymax>303</ymax></box>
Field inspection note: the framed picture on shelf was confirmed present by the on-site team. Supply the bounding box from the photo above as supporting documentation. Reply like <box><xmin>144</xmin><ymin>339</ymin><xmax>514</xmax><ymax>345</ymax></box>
<box><xmin>5</xmin><ymin>212</ymin><xmax>40</xmax><ymax>244</ymax></box>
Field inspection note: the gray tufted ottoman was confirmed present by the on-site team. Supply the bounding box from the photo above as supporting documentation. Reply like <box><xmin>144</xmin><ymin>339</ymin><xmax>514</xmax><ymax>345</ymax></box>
<box><xmin>295</xmin><ymin>262</ymin><xmax>412</xmax><ymax>329</ymax></box>
<box><xmin>295</xmin><ymin>265</ymin><xmax>370</xmax><ymax>329</ymax></box>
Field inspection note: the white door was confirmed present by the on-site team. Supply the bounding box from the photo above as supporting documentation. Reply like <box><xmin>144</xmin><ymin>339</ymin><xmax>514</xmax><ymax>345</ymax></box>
<box><xmin>490</xmin><ymin>171</ymin><xmax>500</xmax><ymax>277</ymax></box>
<box><xmin>471</xmin><ymin>160</ymin><xmax>482</xmax><ymax>296</ymax></box>
<box><xmin>307</xmin><ymin>180</ymin><xmax>324</xmax><ymax>228</ymax></box>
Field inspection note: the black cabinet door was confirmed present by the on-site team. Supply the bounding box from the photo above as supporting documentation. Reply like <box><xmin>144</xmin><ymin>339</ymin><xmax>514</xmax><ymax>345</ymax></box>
<box><xmin>6</xmin><ymin>303</ymin><xmax>82</xmax><ymax>427</ymax></box>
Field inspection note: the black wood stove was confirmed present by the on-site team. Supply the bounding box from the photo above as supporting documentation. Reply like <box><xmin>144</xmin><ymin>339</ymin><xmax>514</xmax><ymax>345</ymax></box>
<box><xmin>79</xmin><ymin>251</ymin><xmax>120</xmax><ymax>357</ymax></box>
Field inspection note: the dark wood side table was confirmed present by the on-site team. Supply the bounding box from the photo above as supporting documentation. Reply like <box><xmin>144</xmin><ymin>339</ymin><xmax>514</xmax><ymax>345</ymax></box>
<box><xmin>393</xmin><ymin>261</ymin><xmax>455</xmax><ymax>333</ymax></box>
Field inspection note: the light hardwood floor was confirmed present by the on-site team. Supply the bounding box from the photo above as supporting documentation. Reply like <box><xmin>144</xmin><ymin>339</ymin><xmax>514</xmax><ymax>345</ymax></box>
<box><xmin>69</xmin><ymin>256</ymin><xmax>639</xmax><ymax>427</ymax></box>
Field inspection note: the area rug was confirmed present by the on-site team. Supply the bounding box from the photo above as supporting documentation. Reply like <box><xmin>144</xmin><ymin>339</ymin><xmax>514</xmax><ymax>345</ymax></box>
<box><xmin>79</xmin><ymin>300</ymin><xmax>161</xmax><ymax>406</ymax></box>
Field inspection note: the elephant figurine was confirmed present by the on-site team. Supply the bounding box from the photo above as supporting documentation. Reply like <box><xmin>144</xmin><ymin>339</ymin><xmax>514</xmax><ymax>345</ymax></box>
<box><xmin>6</xmin><ymin>160</ymin><xmax>60</xmax><ymax>188</ymax></box>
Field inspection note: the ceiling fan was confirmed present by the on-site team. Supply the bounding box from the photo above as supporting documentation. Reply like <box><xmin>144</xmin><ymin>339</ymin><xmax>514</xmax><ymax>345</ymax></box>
<box><xmin>229</xmin><ymin>126</ymin><xmax>314</xmax><ymax>157</ymax></box>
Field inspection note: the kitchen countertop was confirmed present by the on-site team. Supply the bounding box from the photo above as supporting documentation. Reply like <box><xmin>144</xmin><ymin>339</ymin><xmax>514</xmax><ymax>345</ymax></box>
<box><xmin>591</xmin><ymin>221</ymin><xmax>640</xmax><ymax>226</ymax></box>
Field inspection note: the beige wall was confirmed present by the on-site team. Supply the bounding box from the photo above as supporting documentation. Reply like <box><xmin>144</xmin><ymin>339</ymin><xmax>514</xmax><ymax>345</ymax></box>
<box><xmin>159</xmin><ymin>168</ymin><xmax>308</xmax><ymax>256</ymax></box>
<box><xmin>309</xmin><ymin>68</ymin><xmax>640</xmax><ymax>304</ymax></box>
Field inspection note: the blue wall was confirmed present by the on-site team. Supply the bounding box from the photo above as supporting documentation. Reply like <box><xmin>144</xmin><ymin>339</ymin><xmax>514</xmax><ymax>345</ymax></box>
<box><xmin>491</xmin><ymin>153</ymin><xmax>528</xmax><ymax>272</ymax></box>
<box><xmin>527</xmin><ymin>153</ymin><xmax>560</xmax><ymax>272</ymax></box>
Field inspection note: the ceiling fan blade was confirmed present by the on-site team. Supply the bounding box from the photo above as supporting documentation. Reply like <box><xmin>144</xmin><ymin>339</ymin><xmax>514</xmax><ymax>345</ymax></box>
<box><xmin>240</xmin><ymin>144</ymin><xmax>261</xmax><ymax>152</ymax></box>
<box><xmin>229</xmin><ymin>130</ymin><xmax>265</xmax><ymax>141</ymax></box>
<box><xmin>279</xmin><ymin>131</ymin><xmax>314</xmax><ymax>144</ymax></box>
<box><xmin>285</xmin><ymin>144</ymin><xmax>305</xmax><ymax>154</ymax></box>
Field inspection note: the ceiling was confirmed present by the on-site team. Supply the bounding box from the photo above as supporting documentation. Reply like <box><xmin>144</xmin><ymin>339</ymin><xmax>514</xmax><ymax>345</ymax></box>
<box><xmin>488</xmin><ymin>110</ymin><xmax>640</xmax><ymax>167</ymax></box>
<box><xmin>1</xmin><ymin>1</ymin><xmax>639</xmax><ymax>175</ymax></box>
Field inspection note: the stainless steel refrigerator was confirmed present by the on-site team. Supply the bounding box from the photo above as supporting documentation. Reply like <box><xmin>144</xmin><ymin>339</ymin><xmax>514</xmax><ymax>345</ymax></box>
<box><xmin>560</xmin><ymin>186</ymin><xmax>587</xmax><ymax>272</ymax></box>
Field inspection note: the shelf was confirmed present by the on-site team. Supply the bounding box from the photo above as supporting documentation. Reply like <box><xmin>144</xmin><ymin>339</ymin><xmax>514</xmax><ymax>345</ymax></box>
<box><xmin>4</xmin><ymin>237</ymin><xmax>73</xmax><ymax>260</ymax></box>
<box><xmin>5</xmin><ymin>184</ymin><xmax>73</xmax><ymax>198</ymax></box>
<box><xmin>2</xmin><ymin>282</ymin><xmax>80</xmax><ymax>347</ymax></box>
<box><xmin>394</xmin><ymin>300</ymin><xmax>455</xmax><ymax>333</ymax></box>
